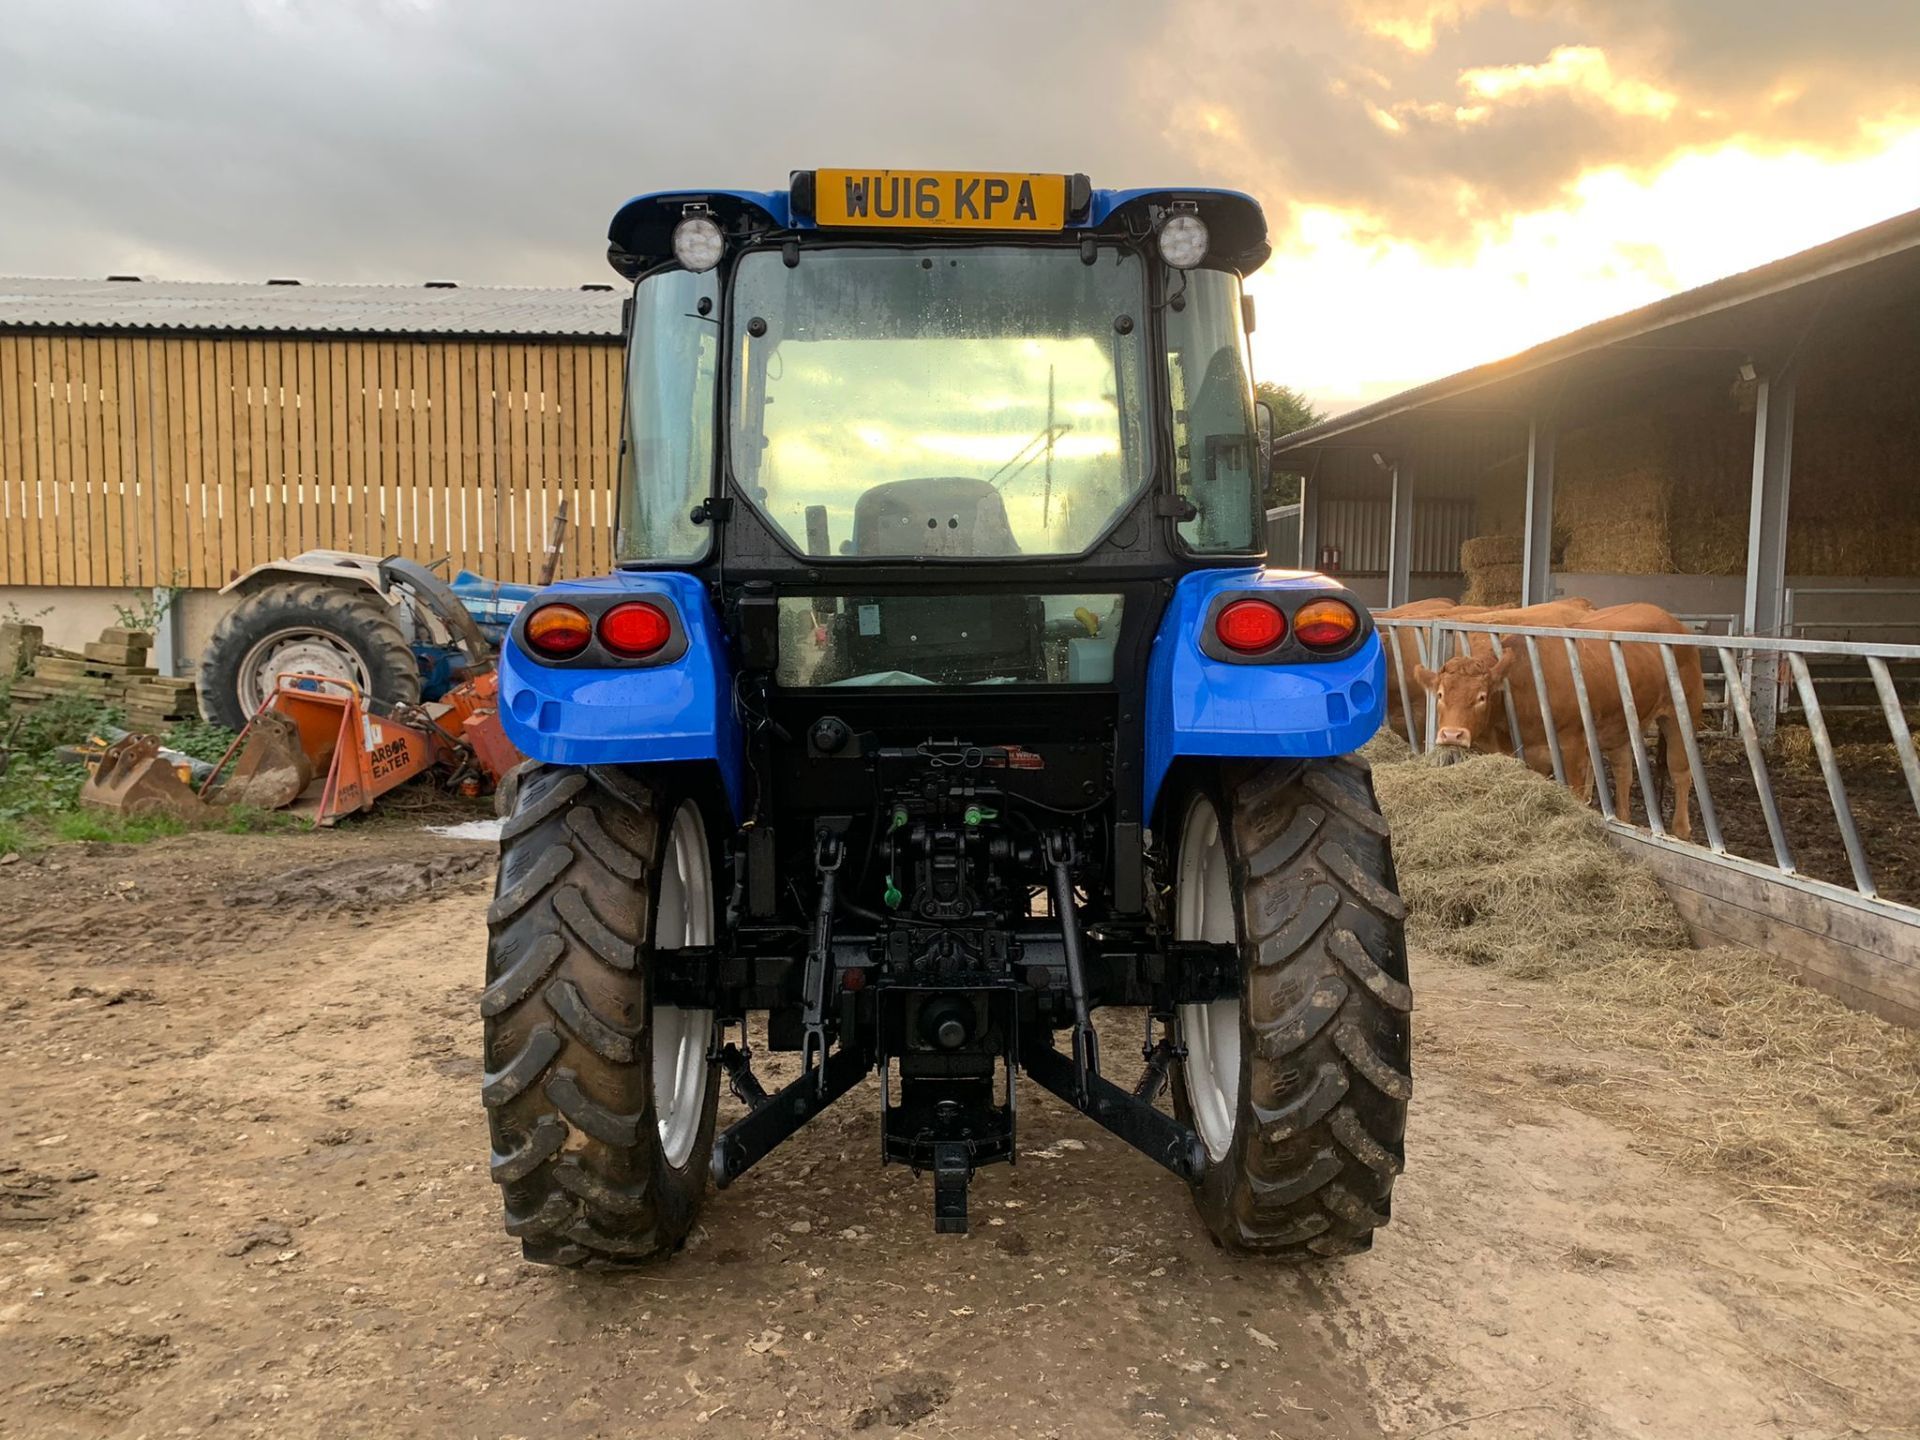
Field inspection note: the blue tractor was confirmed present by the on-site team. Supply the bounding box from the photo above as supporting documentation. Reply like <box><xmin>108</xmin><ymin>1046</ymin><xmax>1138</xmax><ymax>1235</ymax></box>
<box><xmin>485</xmin><ymin>171</ymin><xmax>1411</xmax><ymax>1266</ymax></box>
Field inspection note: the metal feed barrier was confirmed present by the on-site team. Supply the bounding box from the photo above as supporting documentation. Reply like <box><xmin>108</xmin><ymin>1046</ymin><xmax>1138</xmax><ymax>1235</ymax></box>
<box><xmin>1376</xmin><ymin>614</ymin><xmax>1920</xmax><ymax>1022</ymax></box>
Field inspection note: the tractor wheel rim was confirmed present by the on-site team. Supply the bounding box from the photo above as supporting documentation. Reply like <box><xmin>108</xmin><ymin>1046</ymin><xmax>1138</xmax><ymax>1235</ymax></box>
<box><xmin>653</xmin><ymin>800</ymin><xmax>714</xmax><ymax>1169</ymax></box>
<box><xmin>1175</xmin><ymin>793</ymin><xmax>1241</xmax><ymax>1163</ymax></box>
<box><xmin>237</xmin><ymin>627</ymin><xmax>371</xmax><ymax>715</ymax></box>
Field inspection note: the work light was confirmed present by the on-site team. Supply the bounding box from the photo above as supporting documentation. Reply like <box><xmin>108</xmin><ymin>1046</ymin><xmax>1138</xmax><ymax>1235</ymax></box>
<box><xmin>672</xmin><ymin>212</ymin><xmax>725</xmax><ymax>273</ymax></box>
<box><xmin>1156</xmin><ymin>210</ymin><xmax>1209</xmax><ymax>269</ymax></box>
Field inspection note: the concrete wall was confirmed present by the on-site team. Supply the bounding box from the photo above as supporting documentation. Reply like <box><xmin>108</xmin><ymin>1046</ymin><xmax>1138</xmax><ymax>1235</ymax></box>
<box><xmin>2</xmin><ymin>586</ymin><xmax>237</xmax><ymax>674</ymax></box>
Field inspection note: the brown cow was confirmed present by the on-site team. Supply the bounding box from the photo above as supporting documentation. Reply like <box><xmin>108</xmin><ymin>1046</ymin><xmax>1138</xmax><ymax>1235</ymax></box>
<box><xmin>1377</xmin><ymin>597</ymin><xmax>1460</xmax><ymax>618</ymax></box>
<box><xmin>1412</xmin><ymin>602</ymin><xmax>1706</xmax><ymax>840</ymax></box>
<box><xmin>1376</xmin><ymin>598</ymin><xmax>1460</xmax><ymax>740</ymax></box>
<box><xmin>1379</xmin><ymin>598</ymin><xmax>1594</xmax><ymax>744</ymax></box>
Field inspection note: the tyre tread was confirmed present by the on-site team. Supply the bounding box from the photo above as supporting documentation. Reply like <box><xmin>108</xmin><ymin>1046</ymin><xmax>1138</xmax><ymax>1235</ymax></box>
<box><xmin>1176</xmin><ymin>756</ymin><xmax>1413</xmax><ymax>1260</ymax></box>
<box><xmin>482</xmin><ymin>762</ymin><xmax>713</xmax><ymax>1268</ymax></box>
<box><xmin>197</xmin><ymin>581</ymin><xmax>419</xmax><ymax>729</ymax></box>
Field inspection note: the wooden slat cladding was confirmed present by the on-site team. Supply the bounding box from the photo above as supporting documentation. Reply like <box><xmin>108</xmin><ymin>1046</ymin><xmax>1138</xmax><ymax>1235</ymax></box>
<box><xmin>0</xmin><ymin>334</ymin><xmax>623</xmax><ymax>587</ymax></box>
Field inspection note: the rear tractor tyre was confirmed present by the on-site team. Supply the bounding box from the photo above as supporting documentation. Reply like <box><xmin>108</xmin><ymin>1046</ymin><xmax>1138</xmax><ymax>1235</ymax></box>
<box><xmin>198</xmin><ymin>582</ymin><xmax>419</xmax><ymax>729</ymax></box>
<box><xmin>483</xmin><ymin>763</ymin><xmax>721</xmax><ymax>1266</ymax></box>
<box><xmin>1171</xmin><ymin>756</ymin><xmax>1413</xmax><ymax>1258</ymax></box>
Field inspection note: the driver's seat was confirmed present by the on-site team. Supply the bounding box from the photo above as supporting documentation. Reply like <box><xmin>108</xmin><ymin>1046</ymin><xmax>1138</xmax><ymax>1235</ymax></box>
<box><xmin>850</xmin><ymin>476</ymin><xmax>1021</xmax><ymax>558</ymax></box>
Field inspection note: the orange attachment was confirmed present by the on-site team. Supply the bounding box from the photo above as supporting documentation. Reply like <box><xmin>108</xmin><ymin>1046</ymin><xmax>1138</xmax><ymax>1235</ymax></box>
<box><xmin>430</xmin><ymin>669</ymin><xmax>524</xmax><ymax>787</ymax></box>
<box><xmin>210</xmin><ymin>675</ymin><xmax>449</xmax><ymax>826</ymax></box>
<box><xmin>202</xmin><ymin>668</ymin><xmax>524</xmax><ymax>826</ymax></box>
<box><xmin>79</xmin><ymin>735</ymin><xmax>213</xmax><ymax>821</ymax></box>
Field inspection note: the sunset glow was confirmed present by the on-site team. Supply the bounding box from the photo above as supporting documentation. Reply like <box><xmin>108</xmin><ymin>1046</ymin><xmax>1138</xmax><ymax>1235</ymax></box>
<box><xmin>1246</xmin><ymin>124</ymin><xmax>1920</xmax><ymax>413</ymax></box>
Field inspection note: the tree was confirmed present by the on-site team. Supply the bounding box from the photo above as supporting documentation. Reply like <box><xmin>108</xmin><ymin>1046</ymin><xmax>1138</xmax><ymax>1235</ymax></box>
<box><xmin>1255</xmin><ymin>382</ymin><xmax>1325</xmax><ymax>507</ymax></box>
<box><xmin>1255</xmin><ymin>381</ymin><xmax>1323</xmax><ymax>438</ymax></box>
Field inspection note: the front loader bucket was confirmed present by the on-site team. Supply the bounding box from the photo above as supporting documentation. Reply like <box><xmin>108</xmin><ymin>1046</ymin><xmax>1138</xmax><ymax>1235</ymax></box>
<box><xmin>218</xmin><ymin>711</ymin><xmax>317</xmax><ymax>811</ymax></box>
<box><xmin>79</xmin><ymin>736</ymin><xmax>212</xmax><ymax>821</ymax></box>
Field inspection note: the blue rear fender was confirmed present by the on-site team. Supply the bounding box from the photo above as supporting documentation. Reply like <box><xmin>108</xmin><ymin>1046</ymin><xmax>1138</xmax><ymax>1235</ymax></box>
<box><xmin>1143</xmin><ymin>569</ymin><xmax>1385</xmax><ymax>821</ymax></box>
<box><xmin>496</xmin><ymin>571</ymin><xmax>745</xmax><ymax>819</ymax></box>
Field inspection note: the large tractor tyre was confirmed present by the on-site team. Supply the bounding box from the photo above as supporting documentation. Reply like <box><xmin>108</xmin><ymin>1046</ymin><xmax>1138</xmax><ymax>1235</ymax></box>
<box><xmin>483</xmin><ymin>763</ymin><xmax>722</xmax><ymax>1267</ymax></box>
<box><xmin>1170</xmin><ymin>756</ymin><xmax>1413</xmax><ymax>1259</ymax></box>
<box><xmin>198</xmin><ymin>582</ymin><xmax>419</xmax><ymax>729</ymax></box>
<box><xmin>492</xmin><ymin>759</ymin><xmax>533</xmax><ymax>820</ymax></box>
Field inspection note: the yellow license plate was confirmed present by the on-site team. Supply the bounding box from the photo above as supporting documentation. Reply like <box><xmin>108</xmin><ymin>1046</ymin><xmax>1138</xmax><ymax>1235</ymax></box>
<box><xmin>814</xmin><ymin>169</ymin><xmax>1066</xmax><ymax>230</ymax></box>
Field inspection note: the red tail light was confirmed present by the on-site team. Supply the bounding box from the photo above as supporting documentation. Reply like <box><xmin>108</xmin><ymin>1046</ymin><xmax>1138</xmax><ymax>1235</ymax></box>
<box><xmin>1294</xmin><ymin>598</ymin><xmax>1360</xmax><ymax>649</ymax></box>
<box><xmin>524</xmin><ymin>602</ymin><xmax>592</xmax><ymax>658</ymax></box>
<box><xmin>598</xmin><ymin>601</ymin><xmax>672</xmax><ymax>658</ymax></box>
<box><xmin>1215</xmin><ymin>598</ymin><xmax>1286</xmax><ymax>653</ymax></box>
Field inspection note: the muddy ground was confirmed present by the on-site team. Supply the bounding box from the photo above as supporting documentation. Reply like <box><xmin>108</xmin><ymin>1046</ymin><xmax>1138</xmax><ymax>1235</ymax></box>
<box><xmin>1692</xmin><ymin>742</ymin><xmax>1920</xmax><ymax>908</ymax></box>
<box><xmin>3</xmin><ymin>829</ymin><xmax>1918</xmax><ymax>1439</ymax></box>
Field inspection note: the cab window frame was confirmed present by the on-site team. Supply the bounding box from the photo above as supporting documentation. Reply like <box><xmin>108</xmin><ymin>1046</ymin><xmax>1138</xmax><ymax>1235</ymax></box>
<box><xmin>1164</xmin><ymin>264</ymin><xmax>1264</xmax><ymax>558</ymax></box>
<box><xmin>613</xmin><ymin>262</ymin><xmax>724</xmax><ymax>567</ymax></box>
<box><xmin>716</xmin><ymin>235</ymin><xmax>1165</xmax><ymax>568</ymax></box>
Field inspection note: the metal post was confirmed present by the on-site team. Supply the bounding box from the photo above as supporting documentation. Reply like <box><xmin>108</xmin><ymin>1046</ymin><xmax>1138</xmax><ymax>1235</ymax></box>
<box><xmin>1299</xmin><ymin>472</ymin><xmax>1321</xmax><ymax>574</ymax></box>
<box><xmin>1521</xmin><ymin>418</ymin><xmax>1556</xmax><ymax>606</ymax></box>
<box><xmin>1608</xmin><ymin>640</ymin><xmax>1665</xmax><ymax>837</ymax></box>
<box><xmin>1521</xmin><ymin>635</ymin><xmax>1567</xmax><ymax>785</ymax></box>
<box><xmin>1657</xmin><ymin>644</ymin><xmax>1724</xmax><ymax>853</ymax></box>
<box><xmin>1419</xmin><ymin>623</ymin><xmax>1440</xmax><ymax>752</ymax></box>
<box><xmin>1492</xmin><ymin>630</ymin><xmax>1525</xmax><ymax>760</ymax></box>
<box><xmin>1742</xmin><ymin>367</ymin><xmax>1797</xmax><ymax>737</ymax></box>
<box><xmin>1867</xmin><ymin>656</ymin><xmax>1920</xmax><ymax>822</ymax></box>
<box><xmin>152</xmin><ymin>586</ymin><xmax>181</xmax><ymax>678</ymax></box>
<box><xmin>1563</xmin><ymin>636</ymin><xmax>1614</xmax><ymax>819</ymax></box>
<box><xmin>1385</xmin><ymin>623</ymin><xmax>1420</xmax><ymax>752</ymax></box>
<box><xmin>1786</xmin><ymin>652</ymin><xmax>1875</xmax><ymax>897</ymax></box>
<box><xmin>1387</xmin><ymin>460</ymin><xmax>1413</xmax><ymax>611</ymax></box>
<box><xmin>1718</xmin><ymin>644</ymin><xmax>1796</xmax><ymax>873</ymax></box>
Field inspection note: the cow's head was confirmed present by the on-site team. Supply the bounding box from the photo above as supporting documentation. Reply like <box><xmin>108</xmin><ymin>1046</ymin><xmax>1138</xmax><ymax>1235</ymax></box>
<box><xmin>1412</xmin><ymin>644</ymin><xmax>1517</xmax><ymax>750</ymax></box>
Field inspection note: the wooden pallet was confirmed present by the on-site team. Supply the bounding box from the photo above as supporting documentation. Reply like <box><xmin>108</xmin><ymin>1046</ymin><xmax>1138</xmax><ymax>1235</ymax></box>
<box><xmin>10</xmin><ymin>625</ymin><xmax>196</xmax><ymax>728</ymax></box>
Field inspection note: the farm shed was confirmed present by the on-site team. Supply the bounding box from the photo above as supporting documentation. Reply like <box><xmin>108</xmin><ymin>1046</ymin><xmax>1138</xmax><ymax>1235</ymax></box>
<box><xmin>1273</xmin><ymin>205</ymin><xmax>1920</xmax><ymax>671</ymax></box>
<box><xmin>1275</xmin><ymin>209</ymin><xmax>1920</xmax><ymax>1023</ymax></box>
<box><xmin>0</xmin><ymin>276</ymin><xmax>624</xmax><ymax>657</ymax></box>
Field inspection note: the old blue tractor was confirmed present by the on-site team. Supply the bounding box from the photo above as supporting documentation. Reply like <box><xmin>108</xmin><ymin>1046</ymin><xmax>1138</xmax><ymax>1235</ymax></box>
<box><xmin>483</xmin><ymin>171</ymin><xmax>1411</xmax><ymax>1266</ymax></box>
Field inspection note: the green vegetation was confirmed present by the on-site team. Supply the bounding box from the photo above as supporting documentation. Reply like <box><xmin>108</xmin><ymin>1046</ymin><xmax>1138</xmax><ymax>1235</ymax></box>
<box><xmin>0</xmin><ymin>683</ymin><xmax>276</xmax><ymax>855</ymax></box>
<box><xmin>1256</xmin><ymin>381</ymin><xmax>1326</xmax><ymax>508</ymax></box>
<box><xmin>110</xmin><ymin>582</ymin><xmax>184</xmax><ymax>636</ymax></box>
<box><xmin>157</xmin><ymin>718</ymin><xmax>243</xmax><ymax>765</ymax></box>
<box><xmin>50</xmin><ymin>808</ymin><xmax>193</xmax><ymax>845</ymax></box>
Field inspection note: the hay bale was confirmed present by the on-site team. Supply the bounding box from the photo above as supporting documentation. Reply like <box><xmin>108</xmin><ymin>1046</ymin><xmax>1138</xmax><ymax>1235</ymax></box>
<box><xmin>1370</xmin><ymin>746</ymin><xmax>1920</xmax><ymax>1276</ymax></box>
<box><xmin>1461</xmin><ymin>562</ymin><xmax>1522</xmax><ymax>607</ymax></box>
<box><xmin>1459</xmin><ymin>531</ymin><xmax>1524</xmax><ymax>607</ymax></box>
<box><xmin>1557</xmin><ymin>460</ymin><xmax>1674</xmax><ymax>574</ymax></box>
<box><xmin>1459</xmin><ymin>533</ymin><xmax>1521</xmax><ymax>569</ymax></box>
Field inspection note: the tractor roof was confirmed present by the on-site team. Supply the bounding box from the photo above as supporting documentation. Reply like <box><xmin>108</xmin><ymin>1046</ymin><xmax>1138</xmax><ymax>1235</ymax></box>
<box><xmin>607</xmin><ymin>174</ymin><xmax>1269</xmax><ymax>280</ymax></box>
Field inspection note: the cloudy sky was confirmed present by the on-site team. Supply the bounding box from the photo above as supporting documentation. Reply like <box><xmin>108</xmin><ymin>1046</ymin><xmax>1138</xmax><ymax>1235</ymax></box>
<box><xmin>3</xmin><ymin>0</ymin><xmax>1917</xmax><ymax>412</ymax></box>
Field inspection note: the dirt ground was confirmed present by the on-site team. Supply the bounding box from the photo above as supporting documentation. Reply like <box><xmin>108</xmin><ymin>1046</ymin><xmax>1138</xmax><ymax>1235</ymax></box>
<box><xmin>1693</xmin><ymin>741</ymin><xmax>1920</xmax><ymax>908</ymax></box>
<box><xmin>3</xmin><ymin>829</ymin><xmax>1918</xmax><ymax>1440</ymax></box>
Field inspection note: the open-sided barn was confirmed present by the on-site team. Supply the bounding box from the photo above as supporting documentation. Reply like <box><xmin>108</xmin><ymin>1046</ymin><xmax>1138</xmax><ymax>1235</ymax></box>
<box><xmin>1273</xmin><ymin>213</ymin><xmax>1920</xmax><ymax>1025</ymax></box>
<box><xmin>1273</xmin><ymin>206</ymin><xmax>1920</xmax><ymax>655</ymax></box>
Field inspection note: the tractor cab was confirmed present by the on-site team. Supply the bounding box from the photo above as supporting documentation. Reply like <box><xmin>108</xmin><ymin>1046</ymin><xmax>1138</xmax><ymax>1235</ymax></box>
<box><xmin>610</xmin><ymin>172</ymin><xmax>1271</xmax><ymax>584</ymax></box>
<box><xmin>482</xmin><ymin>172</ymin><xmax>1410</xmax><ymax>1266</ymax></box>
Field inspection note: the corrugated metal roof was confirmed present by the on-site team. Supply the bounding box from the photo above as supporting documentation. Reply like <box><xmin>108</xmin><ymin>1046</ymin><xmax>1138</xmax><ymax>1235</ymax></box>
<box><xmin>0</xmin><ymin>276</ymin><xmax>625</xmax><ymax>338</ymax></box>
